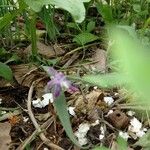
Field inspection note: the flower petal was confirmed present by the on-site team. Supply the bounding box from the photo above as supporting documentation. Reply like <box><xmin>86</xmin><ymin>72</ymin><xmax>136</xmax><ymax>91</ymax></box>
<box><xmin>52</xmin><ymin>84</ymin><xmax>61</xmax><ymax>97</ymax></box>
<box><xmin>48</xmin><ymin>67</ymin><xmax>58</xmax><ymax>77</ymax></box>
<box><xmin>68</xmin><ymin>85</ymin><xmax>79</xmax><ymax>93</ymax></box>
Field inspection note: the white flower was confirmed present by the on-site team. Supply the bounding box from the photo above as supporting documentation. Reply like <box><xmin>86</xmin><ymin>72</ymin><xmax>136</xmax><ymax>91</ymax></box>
<box><xmin>68</xmin><ymin>107</ymin><xmax>76</xmax><ymax>116</ymax></box>
<box><xmin>128</xmin><ymin>117</ymin><xmax>147</xmax><ymax>138</ymax></box>
<box><xmin>23</xmin><ymin>117</ymin><xmax>29</xmax><ymax>122</ymax></box>
<box><xmin>104</xmin><ymin>97</ymin><xmax>114</xmax><ymax>105</ymax></box>
<box><xmin>136</xmin><ymin>130</ymin><xmax>146</xmax><ymax>137</ymax></box>
<box><xmin>74</xmin><ymin>123</ymin><xmax>90</xmax><ymax>146</ymax></box>
<box><xmin>32</xmin><ymin>93</ymin><xmax>53</xmax><ymax>108</ymax></box>
<box><xmin>127</xmin><ymin>111</ymin><xmax>135</xmax><ymax>116</ymax></box>
<box><xmin>128</xmin><ymin>117</ymin><xmax>142</xmax><ymax>133</ymax></box>
<box><xmin>91</xmin><ymin>120</ymin><xmax>100</xmax><ymax>126</ymax></box>
<box><xmin>106</xmin><ymin>110</ymin><xmax>113</xmax><ymax>116</ymax></box>
<box><xmin>119</xmin><ymin>131</ymin><xmax>130</xmax><ymax>140</ymax></box>
<box><xmin>99</xmin><ymin>126</ymin><xmax>105</xmax><ymax>140</ymax></box>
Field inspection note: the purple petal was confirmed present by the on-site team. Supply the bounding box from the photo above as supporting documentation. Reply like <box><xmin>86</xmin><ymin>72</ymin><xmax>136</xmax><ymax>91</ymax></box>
<box><xmin>48</xmin><ymin>67</ymin><xmax>58</xmax><ymax>76</ymax></box>
<box><xmin>52</xmin><ymin>84</ymin><xmax>61</xmax><ymax>97</ymax></box>
<box><xmin>68</xmin><ymin>85</ymin><xmax>79</xmax><ymax>93</ymax></box>
<box><xmin>47</xmin><ymin>80</ymin><xmax>54</xmax><ymax>89</ymax></box>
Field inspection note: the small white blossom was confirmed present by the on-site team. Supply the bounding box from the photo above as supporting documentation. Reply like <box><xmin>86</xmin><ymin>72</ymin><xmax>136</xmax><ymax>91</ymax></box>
<box><xmin>127</xmin><ymin>111</ymin><xmax>135</xmax><ymax>116</ymax></box>
<box><xmin>23</xmin><ymin>117</ymin><xmax>29</xmax><ymax>122</ymax></box>
<box><xmin>99</xmin><ymin>126</ymin><xmax>105</xmax><ymax>140</ymax></box>
<box><xmin>74</xmin><ymin>123</ymin><xmax>90</xmax><ymax>146</ymax></box>
<box><xmin>104</xmin><ymin>97</ymin><xmax>114</xmax><ymax>105</ymax></box>
<box><xmin>136</xmin><ymin>130</ymin><xmax>146</xmax><ymax>137</ymax></box>
<box><xmin>32</xmin><ymin>93</ymin><xmax>53</xmax><ymax>108</ymax></box>
<box><xmin>93</xmin><ymin>86</ymin><xmax>98</xmax><ymax>90</ymax></box>
<box><xmin>106</xmin><ymin>110</ymin><xmax>113</xmax><ymax>116</ymax></box>
<box><xmin>119</xmin><ymin>131</ymin><xmax>130</xmax><ymax>140</ymax></box>
<box><xmin>91</xmin><ymin>120</ymin><xmax>99</xmax><ymax>126</ymax></box>
<box><xmin>128</xmin><ymin>117</ymin><xmax>142</xmax><ymax>133</ymax></box>
<box><xmin>68</xmin><ymin>107</ymin><xmax>76</xmax><ymax>116</ymax></box>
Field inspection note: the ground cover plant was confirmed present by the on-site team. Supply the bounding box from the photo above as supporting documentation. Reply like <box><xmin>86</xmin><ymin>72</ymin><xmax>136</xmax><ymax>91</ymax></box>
<box><xmin>0</xmin><ymin>0</ymin><xmax>150</xmax><ymax>150</ymax></box>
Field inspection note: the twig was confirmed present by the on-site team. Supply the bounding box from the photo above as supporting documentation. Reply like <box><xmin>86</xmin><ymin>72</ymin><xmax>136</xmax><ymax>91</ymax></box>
<box><xmin>27</xmin><ymin>82</ymin><xmax>64</xmax><ymax>150</ymax></box>
<box><xmin>16</xmin><ymin>117</ymin><xmax>54</xmax><ymax>150</ymax></box>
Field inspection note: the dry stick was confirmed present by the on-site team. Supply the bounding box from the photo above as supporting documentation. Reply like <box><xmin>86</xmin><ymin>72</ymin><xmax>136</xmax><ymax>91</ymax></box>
<box><xmin>27</xmin><ymin>82</ymin><xmax>64</xmax><ymax>150</ymax></box>
<box><xmin>17</xmin><ymin>117</ymin><xmax>54</xmax><ymax>150</ymax></box>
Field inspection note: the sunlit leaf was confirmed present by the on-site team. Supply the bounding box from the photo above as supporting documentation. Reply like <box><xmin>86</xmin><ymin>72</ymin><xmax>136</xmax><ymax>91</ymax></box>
<box><xmin>82</xmin><ymin>73</ymin><xmax>126</xmax><ymax>88</ymax></box>
<box><xmin>110</xmin><ymin>26</ymin><xmax>150</xmax><ymax>103</ymax></box>
<box><xmin>24</xmin><ymin>0</ymin><xmax>91</xmax><ymax>23</ymax></box>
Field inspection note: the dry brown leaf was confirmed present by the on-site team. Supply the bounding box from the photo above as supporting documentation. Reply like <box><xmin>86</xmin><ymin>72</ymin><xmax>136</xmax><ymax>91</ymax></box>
<box><xmin>11</xmin><ymin>64</ymin><xmax>49</xmax><ymax>97</ymax></box>
<box><xmin>86</xmin><ymin>48</ymin><xmax>107</xmax><ymax>73</ymax></box>
<box><xmin>0</xmin><ymin>122</ymin><xmax>11</xmax><ymax>150</ymax></box>
<box><xmin>23</xmin><ymin>41</ymin><xmax>65</xmax><ymax>58</ymax></box>
<box><xmin>74</xmin><ymin>90</ymin><xmax>102</xmax><ymax>115</ymax></box>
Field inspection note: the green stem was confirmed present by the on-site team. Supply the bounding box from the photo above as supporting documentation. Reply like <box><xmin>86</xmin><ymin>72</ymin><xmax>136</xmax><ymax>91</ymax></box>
<box><xmin>30</xmin><ymin>11</ymin><xmax>37</xmax><ymax>58</ymax></box>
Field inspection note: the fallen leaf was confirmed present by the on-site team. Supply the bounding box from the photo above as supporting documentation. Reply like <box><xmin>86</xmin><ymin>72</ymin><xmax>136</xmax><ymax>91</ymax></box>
<box><xmin>86</xmin><ymin>48</ymin><xmax>107</xmax><ymax>73</ymax></box>
<box><xmin>0</xmin><ymin>122</ymin><xmax>11</xmax><ymax>150</ymax></box>
<box><xmin>23</xmin><ymin>41</ymin><xmax>65</xmax><ymax>58</ymax></box>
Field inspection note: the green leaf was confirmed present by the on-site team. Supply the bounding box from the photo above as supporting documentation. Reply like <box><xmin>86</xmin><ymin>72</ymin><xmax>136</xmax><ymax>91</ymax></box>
<box><xmin>0</xmin><ymin>0</ymin><xmax>26</xmax><ymax>30</ymax></box>
<box><xmin>53</xmin><ymin>92</ymin><xmax>89</xmax><ymax>148</ymax></box>
<box><xmin>117</xmin><ymin>136</ymin><xmax>127</xmax><ymax>150</ymax></box>
<box><xmin>134</xmin><ymin>130</ymin><xmax>150</xmax><ymax>148</ymax></box>
<box><xmin>82</xmin><ymin>73</ymin><xmax>126</xmax><ymax>88</ymax></box>
<box><xmin>0</xmin><ymin>62</ymin><xmax>13</xmax><ymax>81</ymax></box>
<box><xmin>96</xmin><ymin>1</ymin><xmax>113</xmax><ymax>24</ymax></box>
<box><xmin>73</xmin><ymin>32</ymin><xmax>99</xmax><ymax>45</ymax></box>
<box><xmin>67</xmin><ymin>22</ymin><xmax>80</xmax><ymax>31</ymax></box>
<box><xmin>92</xmin><ymin>146</ymin><xmax>109</xmax><ymax>150</ymax></box>
<box><xmin>24</xmin><ymin>0</ymin><xmax>91</xmax><ymax>23</ymax></box>
<box><xmin>110</xmin><ymin>26</ymin><xmax>150</xmax><ymax>104</ymax></box>
<box><xmin>86</xmin><ymin>21</ymin><xmax>95</xmax><ymax>32</ymax></box>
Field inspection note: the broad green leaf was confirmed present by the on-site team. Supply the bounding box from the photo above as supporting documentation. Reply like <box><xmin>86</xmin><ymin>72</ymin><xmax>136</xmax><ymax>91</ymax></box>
<box><xmin>110</xmin><ymin>26</ymin><xmax>150</xmax><ymax>104</ymax></box>
<box><xmin>96</xmin><ymin>1</ymin><xmax>113</xmax><ymax>24</ymax></box>
<box><xmin>53</xmin><ymin>92</ymin><xmax>89</xmax><ymax>149</ymax></box>
<box><xmin>24</xmin><ymin>0</ymin><xmax>91</xmax><ymax>23</ymax></box>
<box><xmin>82</xmin><ymin>73</ymin><xmax>126</xmax><ymax>88</ymax></box>
<box><xmin>134</xmin><ymin>130</ymin><xmax>150</xmax><ymax>148</ymax></box>
<box><xmin>0</xmin><ymin>62</ymin><xmax>13</xmax><ymax>81</ymax></box>
<box><xmin>73</xmin><ymin>32</ymin><xmax>99</xmax><ymax>45</ymax></box>
<box><xmin>86</xmin><ymin>21</ymin><xmax>95</xmax><ymax>32</ymax></box>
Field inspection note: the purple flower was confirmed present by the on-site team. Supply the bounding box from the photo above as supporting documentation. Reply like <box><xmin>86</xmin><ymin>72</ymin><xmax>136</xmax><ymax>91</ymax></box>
<box><xmin>45</xmin><ymin>67</ymin><xmax>78</xmax><ymax>98</ymax></box>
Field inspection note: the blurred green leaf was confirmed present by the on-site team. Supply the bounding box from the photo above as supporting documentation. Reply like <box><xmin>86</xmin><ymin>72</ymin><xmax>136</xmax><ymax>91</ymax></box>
<box><xmin>24</xmin><ymin>0</ymin><xmax>91</xmax><ymax>23</ymax></box>
<box><xmin>110</xmin><ymin>26</ymin><xmax>150</xmax><ymax>104</ymax></box>
<box><xmin>0</xmin><ymin>62</ymin><xmax>13</xmax><ymax>81</ymax></box>
<box><xmin>86</xmin><ymin>21</ymin><xmax>95</xmax><ymax>32</ymax></box>
<box><xmin>82</xmin><ymin>73</ymin><xmax>126</xmax><ymax>88</ymax></box>
<box><xmin>92</xmin><ymin>147</ymin><xmax>109</xmax><ymax>150</ymax></box>
<box><xmin>134</xmin><ymin>130</ymin><xmax>150</xmax><ymax>148</ymax></box>
<box><xmin>117</xmin><ymin>136</ymin><xmax>127</xmax><ymax>150</ymax></box>
<box><xmin>73</xmin><ymin>32</ymin><xmax>99</xmax><ymax>45</ymax></box>
<box><xmin>54</xmin><ymin>92</ymin><xmax>88</xmax><ymax>148</ymax></box>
